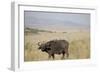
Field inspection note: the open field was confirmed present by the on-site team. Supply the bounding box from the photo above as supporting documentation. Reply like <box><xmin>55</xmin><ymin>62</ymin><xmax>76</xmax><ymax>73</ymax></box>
<box><xmin>24</xmin><ymin>28</ymin><xmax>90</xmax><ymax>61</ymax></box>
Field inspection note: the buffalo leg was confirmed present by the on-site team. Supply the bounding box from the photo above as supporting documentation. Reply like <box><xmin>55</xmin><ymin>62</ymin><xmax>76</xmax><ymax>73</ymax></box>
<box><xmin>65</xmin><ymin>51</ymin><xmax>69</xmax><ymax>58</ymax></box>
<box><xmin>51</xmin><ymin>54</ymin><xmax>55</xmax><ymax>59</ymax></box>
<box><xmin>48</xmin><ymin>54</ymin><xmax>51</xmax><ymax>59</ymax></box>
<box><xmin>67</xmin><ymin>52</ymin><xmax>69</xmax><ymax>58</ymax></box>
<box><xmin>66</xmin><ymin>49</ymin><xmax>69</xmax><ymax>58</ymax></box>
<box><xmin>62</xmin><ymin>51</ymin><xmax>65</xmax><ymax>59</ymax></box>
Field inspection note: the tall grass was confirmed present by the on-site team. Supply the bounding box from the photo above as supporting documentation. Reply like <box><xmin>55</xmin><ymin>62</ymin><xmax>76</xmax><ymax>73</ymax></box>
<box><xmin>69</xmin><ymin>39</ymin><xmax>90</xmax><ymax>59</ymax></box>
<box><xmin>24</xmin><ymin>28</ymin><xmax>90</xmax><ymax>61</ymax></box>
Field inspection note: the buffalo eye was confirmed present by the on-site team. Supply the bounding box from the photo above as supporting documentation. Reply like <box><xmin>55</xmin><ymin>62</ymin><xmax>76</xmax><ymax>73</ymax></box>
<box><xmin>46</xmin><ymin>48</ymin><xmax>51</xmax><ymax>50</ymax></box>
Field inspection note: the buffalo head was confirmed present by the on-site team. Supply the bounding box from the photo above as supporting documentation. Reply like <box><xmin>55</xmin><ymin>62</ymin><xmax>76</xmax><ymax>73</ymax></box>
<box><xmin>38</xmin><ymin>42</ymin><xmax>51</xmax><ymax>52</ymax></box>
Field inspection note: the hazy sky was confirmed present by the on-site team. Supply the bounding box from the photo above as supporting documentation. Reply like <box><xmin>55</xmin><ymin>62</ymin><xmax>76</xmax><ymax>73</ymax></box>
<box><xmin>24</xmin><ymin>11</ymin><xmax>90</xmax><ymax>29</ymax></box>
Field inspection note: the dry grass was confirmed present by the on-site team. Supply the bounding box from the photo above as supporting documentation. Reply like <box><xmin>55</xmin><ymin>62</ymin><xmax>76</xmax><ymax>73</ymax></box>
<box><xmin>24</xmin><ymin>29</ymin><xmax>90</xmax><ymax>61</ymax></box>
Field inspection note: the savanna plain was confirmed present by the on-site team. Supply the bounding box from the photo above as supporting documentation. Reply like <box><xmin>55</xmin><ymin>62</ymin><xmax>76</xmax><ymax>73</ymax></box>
<box><xmin>24</xmin><ymin>27</ymin><xmax>90</xmax><ymax>61</ymax></box>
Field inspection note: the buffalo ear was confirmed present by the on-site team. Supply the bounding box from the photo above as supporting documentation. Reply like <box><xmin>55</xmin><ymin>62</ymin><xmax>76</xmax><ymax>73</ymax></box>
<box><xmin>38</xmin><ymin>48</ymin><xmax>40</xmax><ymax>49</ymax></box>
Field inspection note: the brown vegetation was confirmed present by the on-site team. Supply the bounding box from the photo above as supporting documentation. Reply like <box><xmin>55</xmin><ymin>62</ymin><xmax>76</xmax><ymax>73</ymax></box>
<box><xmin>24</xmin><ymin>28</ymin><xmax>90</xmax><ymax>61</ymax></box>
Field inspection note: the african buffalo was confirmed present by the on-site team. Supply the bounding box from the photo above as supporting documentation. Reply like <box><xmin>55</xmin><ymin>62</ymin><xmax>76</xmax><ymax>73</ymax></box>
<box><xmin>38</xmin><ymin>40</ymin><xmax>69</xmax><ymax>59</ymax></box>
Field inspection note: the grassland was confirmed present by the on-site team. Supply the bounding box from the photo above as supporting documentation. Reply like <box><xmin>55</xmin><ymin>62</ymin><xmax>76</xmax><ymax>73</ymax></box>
<box><xmin>24</xmin><ymin>28</ymin><xmax>90</xmax><ymax>61</ymax></box>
